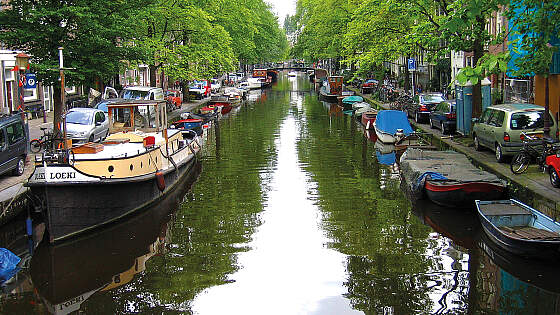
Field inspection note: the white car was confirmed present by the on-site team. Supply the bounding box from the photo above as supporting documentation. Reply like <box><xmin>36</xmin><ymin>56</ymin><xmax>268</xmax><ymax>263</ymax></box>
<box><xmin>120</xmin><ymin>86</ymin><xmax>164</xmax><ymax>101</ymax></box>
<box><xmin>65</xmin><ymin>108</ymin><xmax>109</xmax><ymax>144</ymax></box>
<box><xmin>211</xmin><ymin>79</ymin><xmax>221</xmax><ymax>93</ymax></box>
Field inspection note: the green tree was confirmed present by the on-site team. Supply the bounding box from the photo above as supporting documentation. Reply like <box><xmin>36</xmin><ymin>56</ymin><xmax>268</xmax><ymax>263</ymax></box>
<box><xmin>0</xmin><ymin>0</ymin><xmax>150</xmax><ymax>135</ymax></box>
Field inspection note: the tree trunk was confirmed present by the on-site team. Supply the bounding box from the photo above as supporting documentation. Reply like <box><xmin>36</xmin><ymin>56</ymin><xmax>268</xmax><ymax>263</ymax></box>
<box><xmin>149</xmin><ymin>64</ymin><xmax>157</xmax><ymax>87</ymax></box>
<box><xmin>544</xmin><ymin>75</ymin><xmax>550</xmax><ymax>136</ymax></box>
<box><xmin>53</xmin><ymin>86</ymin><xmax>63</xmax><ymax>137</ymax></box>
<box><xmin>404</xmin><ymin>56</ymin><xmax>410</xmax><ymax>92</ymax></box>
<box><xmin>472</xmin><ymin>18</ymin><xmax>485</xmax><ymax>117</ymax></box>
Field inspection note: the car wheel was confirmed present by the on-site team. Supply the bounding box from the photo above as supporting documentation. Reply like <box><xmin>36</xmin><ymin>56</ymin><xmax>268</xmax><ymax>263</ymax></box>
<box><xmin>473</xmin><ymin>134</ymin><xmax>482</xmax><ymax>151</ymax></box>
<box><xmin>441</xmin><ymin>122</ymin><xmax>446</xmax><ymax>135</ymax></box>
<box><xmin>550</xmin><ymin>167</ymin><xmax>560</xmax><ymax>188</ymax></box>
<box><xmin>12</xmin><ymin>157</ymin><xmax>25</xmax><ymax>176</ymax></box>
<box><xmin>89</xmin><ymin>134</ymin><xmax>94</xmax><ymax>143</ymax></box>
<box><xmin>495</xmin><ymin>143</ymin><xmax>505</xmax><ymax>163</ymax></box>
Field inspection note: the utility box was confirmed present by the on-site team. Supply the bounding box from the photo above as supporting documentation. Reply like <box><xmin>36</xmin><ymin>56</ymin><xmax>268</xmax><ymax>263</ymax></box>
<box><xmin>455</xmin><ymin>78</ymin><xmax>491</xmax><ymax>136</ymax></box>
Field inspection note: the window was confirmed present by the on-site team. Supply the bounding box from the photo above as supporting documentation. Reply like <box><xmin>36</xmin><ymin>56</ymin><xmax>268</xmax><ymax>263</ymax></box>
<box><xmin>24</xmin><ymin>86</ymin><xmax>38</xmax><ymax>101</ymax></box>
<box><xmin>6</xmin><ymin>122</ymin><xmax>24</xmax><ymax>144</ymax></box>
<box><xmin>488</xmin><ymin>110</ymin><xmax>505</xmax><ymax>127</ymax></box>
<box><xmin>510</xmin><ymin>111</ymin><xmax>551</xmax><ymax>130</ymax></box>
<box><xmin>480</xmin><ymin>109</ymin><xmax>493</xmax><ymax>124</ymax></box>
<box><xmin>65</xmin><ymin>86</ymin><xmax>77</xmax><ymax>94</ymax></box>
<box><xmin>95</xmin><ymin>112</ymin><xmax>105</xmax><ymax>123</ymax></box>
<box><xmin>0</xmin><ymin>130</ymin><xmax>5</xmax><ymax>151</ymax></box>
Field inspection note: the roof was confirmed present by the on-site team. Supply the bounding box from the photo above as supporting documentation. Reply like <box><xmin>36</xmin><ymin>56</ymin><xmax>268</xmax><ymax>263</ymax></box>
<box><xmin>0</xmin><ymin>113</ymin><xmax>23</xmax><ymax>125</ymax></box>
<box><xmin>488</xmin><ymin>103</ymin><xmax>544</xmax><ymax>112</ymax></box>
<box><xmin>122</xmin><ymin>86</ymin><xmax>162</xmax><ymax>92</ymax></box>
<box><xmin>68</xmin><ymin>107</ymin><xmax>100</xmax><ymax>113</ymax></box>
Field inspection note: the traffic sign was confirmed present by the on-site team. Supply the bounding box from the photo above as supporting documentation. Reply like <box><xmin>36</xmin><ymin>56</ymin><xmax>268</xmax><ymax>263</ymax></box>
<box><xmin>24</xmin><ymin>73</ymin><xmax>36</xmax><ymax>89</ymax></box>
<box><xmin>408</xmin><ymin>58</ymin><xmax>416</xmax><ymax>71</ymax></box>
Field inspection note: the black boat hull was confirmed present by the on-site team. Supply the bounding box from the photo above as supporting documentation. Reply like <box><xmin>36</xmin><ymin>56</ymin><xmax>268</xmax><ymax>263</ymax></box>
<box><xmin>30</xmin><ymin>157</ymin><xmax>197</xmax><ymax>243</ymax></box>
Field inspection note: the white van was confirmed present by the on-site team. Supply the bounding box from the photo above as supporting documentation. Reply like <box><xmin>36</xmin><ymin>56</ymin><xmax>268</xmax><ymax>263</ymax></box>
<box><xmin>120</xmin><ymin>86</ymin><xmax>164</xmax><ymax>101</ymax></box>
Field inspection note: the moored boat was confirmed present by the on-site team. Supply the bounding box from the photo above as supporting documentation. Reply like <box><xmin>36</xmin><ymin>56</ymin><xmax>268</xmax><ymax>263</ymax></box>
<box><xmin>400</xmin><ymin>148</ymin><xmax>506</xmax><ymax>208</ymax></box>
<box><xmin>170</xmin><ymin>118</ymin><xmax>203</xmax><ymax>135</ymax></box>
<box><xmin>373</xmin><ymin>110</ymin><xmax>413</xmax><ymax>144</ymax></box>
<box><xmin>361</xmin><ymin>110</ymin><xmax>378</xmax><ymax>130</ymax></box>
<box><xmin>341</xmin><ymin>96</ymin><xmax>363</xmax><ymax>110</ymax></box>
<box><xmin>26</xmin><ymin>100</ymin><xmax>202</xmax><ymax>243</ymax></box>
<box><xmin>476</xmin><ymin>199</ymin><xmax>560</xmax><ymax>258</ymax></box>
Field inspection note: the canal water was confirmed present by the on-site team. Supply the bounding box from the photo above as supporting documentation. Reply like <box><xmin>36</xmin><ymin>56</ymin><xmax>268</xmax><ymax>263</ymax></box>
<box><xmin>1</xmin><ymin>74</ymin><xmax>560</xmax><ymax>314</ymax></box>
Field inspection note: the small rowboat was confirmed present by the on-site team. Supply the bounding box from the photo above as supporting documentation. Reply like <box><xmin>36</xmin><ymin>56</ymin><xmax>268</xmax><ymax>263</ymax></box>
<box><xmin>476</xmin><ymin>199</ymin><xmax>560</xmax><ymax>258</ymax></box>
<box><xmin>200</xmin><ymin>105</ymin><xmax>220</xmax><ymax>115</ymax></box>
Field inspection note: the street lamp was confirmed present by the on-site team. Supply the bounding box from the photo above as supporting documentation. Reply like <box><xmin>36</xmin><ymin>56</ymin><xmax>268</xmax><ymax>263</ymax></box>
<box><xmin>15</xmin><ymin>52</ymin><xmax>30</xmax><ymax>114</ymax></box>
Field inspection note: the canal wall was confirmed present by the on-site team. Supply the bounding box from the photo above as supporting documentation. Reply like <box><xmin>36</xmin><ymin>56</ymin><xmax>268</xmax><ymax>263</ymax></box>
<box><xmin>349</xmin><ymin>87</ymin><xmax>560</xmax><ymax>221</ymax></box>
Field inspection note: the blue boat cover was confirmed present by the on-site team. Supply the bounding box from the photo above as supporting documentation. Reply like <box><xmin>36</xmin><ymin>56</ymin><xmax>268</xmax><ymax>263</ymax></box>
<box><xmin>376</xmin><ymin>151</ymin><xmax>396</xmax><ymax>165</ymax></box>
<box><xmin>414</xmin><ymin>171</ymin><xmax>448</xmax><ymax>191</ymax></box>
<box><xmin>0</xmin><ymin>248</ymin><xmax>20</xmax><ymax>284</ymax></box>
<box><xmin>375</xmin><ymin>110</ymin><xmax>413</xmax><ymax>135</ymax></box>
<box><xmin>342</xmin><ymin>96</ymin><xmax>363</xmax><ymax>104</ymax></box>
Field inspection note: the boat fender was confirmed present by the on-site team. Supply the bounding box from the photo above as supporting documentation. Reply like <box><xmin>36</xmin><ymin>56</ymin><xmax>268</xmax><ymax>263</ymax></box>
<box><xmin>366</xmin><ymin>121</ymin><xmax>371</xmax><ymax>130</ymax></box>
<box><xmin>156</xmin><ymin>171</ymin><xmax>165</xmax><ymax>192</ymax></box>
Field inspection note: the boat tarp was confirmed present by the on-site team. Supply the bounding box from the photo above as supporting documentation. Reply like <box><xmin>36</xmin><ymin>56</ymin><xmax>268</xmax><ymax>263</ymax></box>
<box><xmin>342</xmin><ymin>96</ymin><xmax>363</xmax><ymax>104</ymax></box>
<box><xmin>399</xmin><ymin>148</ymin><xmax>506</xmax><ymax>200</ymax></box>
<box><xmin>0</xmin><ymin>248</ymin><xmax>20</xmax><ymax>284</ymax></box>
<box><xmin>375</xmin><ymin>110</ymin><xmax>413</xmax><ymax>135</ymax></box>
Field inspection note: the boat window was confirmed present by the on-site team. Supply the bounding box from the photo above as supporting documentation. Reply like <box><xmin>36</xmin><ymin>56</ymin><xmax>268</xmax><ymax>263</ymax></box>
<box><xmin>488</xmin><ymin>110</ymin><xmax>505</xmax><ymax>127</ymax></box>
<box><xmin>510</xmin><ymin>111</ymin><xmax>550</xmax><ymax>130</ymax></box>
<box><xmin>113</xmin><ymin>107</ymin><xmax>132</xmax><ymax>127</ymax></box>
<box><xmin>421</xmin><ymin>94</ymin><xmax>445</xmax><ymax>103</ymax></box>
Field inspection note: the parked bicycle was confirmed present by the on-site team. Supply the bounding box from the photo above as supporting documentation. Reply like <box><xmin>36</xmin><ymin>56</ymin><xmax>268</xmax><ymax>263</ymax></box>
<box><xmin>30</xmin><ymin>127</ymin><xmax>64</xmax><ymax>153</ymax></box>
<box><xmin>510</xmin><ymin>132</ymin><xmax>560</xmax><ymax>174</ymax></box>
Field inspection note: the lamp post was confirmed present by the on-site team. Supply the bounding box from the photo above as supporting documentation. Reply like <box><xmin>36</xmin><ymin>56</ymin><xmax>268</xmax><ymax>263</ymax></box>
<box><xmin>15</xmin><ymin>52</ymin><xmax>30</xmax><ymax>115</ymax></box>
<box><xmin>15</xmin><ymin>53</ymin><xmax>30</xmax><ymax>151</ymax></box>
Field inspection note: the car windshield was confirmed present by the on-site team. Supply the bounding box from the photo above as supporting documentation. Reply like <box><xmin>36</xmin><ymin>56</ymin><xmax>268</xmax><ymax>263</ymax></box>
<box><xmin>66</xmin><ymin>111</ymin><xmax>93</xmax><ymax>125</ymax></box>
<box><xmin>510</xmin><ymin>111</ymin><xmax>549</xmax><ymax>130</ymax></box>
<box><xmin>166</xmin><ymin>91</ymin><xmax>176</xmax><ymax>96</ymax></box>
<box><xmin>121</xmin><ymin>90</ymin><xmax>149</xmax><ymax>100</ymax></box>
<box><xmin>190</xmin><ymin>83</ymin><xmax>203</xmax><ymax>89</ymax></box>
<box><xmin>422</xmin><ymin>94</ymin><xmax>445</xmax><ymax>103</ymax></box>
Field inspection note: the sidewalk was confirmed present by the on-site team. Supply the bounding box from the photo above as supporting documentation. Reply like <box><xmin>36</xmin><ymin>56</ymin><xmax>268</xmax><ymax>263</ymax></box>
<box><xmin>355</xmin><ymin>88</ymin><xmax>560</xmax><ymax>217</ymax></box>
<box><xmin>0</xmin><ymin>98</ymin><xmax>208</xmax><ymax>204</ymax></box>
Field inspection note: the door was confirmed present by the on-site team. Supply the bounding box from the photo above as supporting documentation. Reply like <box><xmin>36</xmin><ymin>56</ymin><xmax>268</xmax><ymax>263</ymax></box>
<box><xmin>476</xmin><ymin>108</ymin><xmax>493</xmax><ymax>147</ymax></box>
<box><xmin>0</xmin><ymin>128</ymin><xmax>8</xmax><ymax>174</ymax></box>
<box><xmin>94</xmin><ymin>111</ymin><xmax>107</xmax><ymax>140</ymax></box>
<box><xmin>486</xmin><ymin>110</ymin><xmax>505</xmax><ymax>146</ymax></box>
<box><xmin>5</xmin><ymin>121</ymin><xmax>26</xmax><ymax>169</ymax></box>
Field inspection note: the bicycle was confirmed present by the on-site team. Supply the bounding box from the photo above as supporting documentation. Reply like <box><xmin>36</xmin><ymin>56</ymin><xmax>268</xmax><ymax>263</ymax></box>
<box><xmin>510</xmin><ymin>132</ymin><xmax>560</xmax><ymax>174</ymax></box>
<box><xmin>30</xmin><ymin>128</ymin><xmax>64</xmax><ymax>153</ymax></box>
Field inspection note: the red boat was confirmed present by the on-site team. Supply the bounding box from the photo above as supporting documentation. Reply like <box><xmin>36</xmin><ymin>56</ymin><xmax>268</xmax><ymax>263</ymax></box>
<box><xmin>208</xmin><ymin>97</ymin><xmax>233</xmax><ymax>115</ymax></box>
<box><xmin>361</xmin><ymin>110</ymin><xmax>377</xmax><ymax>130</ymax></box>
<box><xmin>400</xmin><ymin>149</ymin><xmax>506</xmax><ymax>208</ymax></box>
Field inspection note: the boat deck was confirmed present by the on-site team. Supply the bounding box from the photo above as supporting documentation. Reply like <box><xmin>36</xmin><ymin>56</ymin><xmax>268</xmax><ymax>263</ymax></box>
<box><xmin>479</xmin><ymin>202</ymin><xmax>530</xmax><ymax>216</ymax></box>
<box><xmin>499</xmin><ymin>226</ymin><xmax>560</xmax><ymax>240</ymax></box>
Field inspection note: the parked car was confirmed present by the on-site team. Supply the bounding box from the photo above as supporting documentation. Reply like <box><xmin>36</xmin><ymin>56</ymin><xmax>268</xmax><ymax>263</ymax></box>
<box><xmin>65</xmin><ymin>108</ymin><xmax>110</xmax><ymax>144</ymax></box>
<box><xmin>360</xmin><ymin>79</ymin><xmax>378</xmax><ymax>94</ymax></box>
<box><xmin>406</xmin><ymin>92</ymin><xmax>446</xmax><ymax>123</ymax></box>
<box><xmin>165</xmin><ymin>90</ymin><xmax>182</xmax><ymax>109</ymax></box>
<box><xmin>120</xmin><ymin>86</ymin><xmax>164</xmax><ymax>101</ymax></box>
<box><xmin>472</xmin><ymin>103</ymin><xmax>558</xmax><ymax>162</ymax></box>
<box><xmin>0</xmin><ymin>114</ymin><xmax>27</xmax><ymax>176</ymax></box>
<box><xmin>189</xmin><ymin>80</ymin><xmax>211</xmax><ymax>99</ymax></box>
<box><xmin>211</xmin><ymin>79</ymin><xmax>221</xmax><ymax>93</ymax></box>
<box><xmin>429</xmin><ymin>100</ymin><xmax>456</xmax><ymax>135</ymax></box>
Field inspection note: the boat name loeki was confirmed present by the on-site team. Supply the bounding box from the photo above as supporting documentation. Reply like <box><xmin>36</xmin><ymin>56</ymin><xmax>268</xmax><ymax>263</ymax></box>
<box><xmin>26</xmin><ymin>100</ymin><xmax>202</xmax><ymax>243</ymax></box>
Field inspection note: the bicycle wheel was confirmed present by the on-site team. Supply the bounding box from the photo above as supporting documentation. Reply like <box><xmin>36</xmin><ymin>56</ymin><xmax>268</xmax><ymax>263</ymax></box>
<box><xmin>510</xmin><ymin>153</ymin><xmax>530</xmax><ymax>174</ymax></box>
<box><xmin>30</xmin><ymin>139</ymin><xmax>42</xmax><ymax>153</ymax></box>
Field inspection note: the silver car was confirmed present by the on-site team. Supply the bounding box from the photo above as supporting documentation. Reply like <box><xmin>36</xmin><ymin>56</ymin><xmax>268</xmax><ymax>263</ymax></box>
<box><xmin>66</xmin><ymin>108</ymin><xmax>109</xmax><ymax>144</ymax></box>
